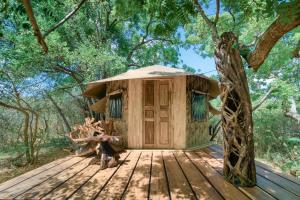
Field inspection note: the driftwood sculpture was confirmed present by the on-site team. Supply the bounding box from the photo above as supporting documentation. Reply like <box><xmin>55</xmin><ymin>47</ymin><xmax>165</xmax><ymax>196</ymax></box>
<box><xmin>68</xmin><ymin>118</ymin><xmax>126</xmax><ymax>169</ymax></box>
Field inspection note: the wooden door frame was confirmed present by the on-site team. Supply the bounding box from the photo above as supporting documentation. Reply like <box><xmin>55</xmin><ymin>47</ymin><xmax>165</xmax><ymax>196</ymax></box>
<box><xmin>142</xmin><ymin>79</ymin><xmax>173</xmax><ymax>149</ymax></box>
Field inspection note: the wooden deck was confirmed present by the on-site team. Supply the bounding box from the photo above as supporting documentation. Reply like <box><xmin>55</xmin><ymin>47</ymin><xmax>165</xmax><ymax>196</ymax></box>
<box><xmin>0</xmin><ymin>145</ymin><xmax>299</xmax><ymax>200</ymax></box>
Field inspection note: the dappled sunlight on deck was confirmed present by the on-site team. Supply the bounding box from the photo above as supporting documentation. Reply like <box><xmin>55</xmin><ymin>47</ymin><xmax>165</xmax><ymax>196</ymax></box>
<box><xmin>0</xmin><ymin>145</ymin><xmax>299</xmax><ymax>199</ymax></box>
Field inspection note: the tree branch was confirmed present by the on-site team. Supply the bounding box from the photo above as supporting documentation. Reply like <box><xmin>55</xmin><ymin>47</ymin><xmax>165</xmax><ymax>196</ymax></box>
<box><xmin>0</xmin><ymin>101</ymin><xmax>24</xmax><ymax>113</ymax></box>
<box><xmin>285</xmin><ymin>98</ymin><xmax>300</xmax><ymax>124</ymax></box>
<box><xmin>43</xmin><ymin>0</ymin><xmax>88</xmax><ymax>38</ymax></box>
<box><xmin>46</xmin><ymin>93</ymin><xmax>72</xmax><ymax>132</ymax></box>
<box><xmin>292</xmin><ymin>40</ymin><xmax>300</xmax><ymax>58</ymax></box>
<box><xmin>126</xmin><ymin>16</ymin><xmax>153</xmax><ymax>61</ymax></box>
<box><xmin>247</xmin><ymin>9</ymin><xmax>300</xmax><ymax>71</ymax></box>
<box><xmin>214</xmin><ymin>0</ymin><xmax>220</xmax><ymax>24</ymax></box>
<box><xmin>252</xmin><ymin>87</ymin><xmax>275</xmax><ymax>111</ymax></box>
<box><xmin>126</xmin><ymin>15</ymin><xmax>172</xmax><ymax>62</ymax></box>
<box><xmin>193</xmin><ymin>0</ymin><xmax>219</xmax><ymax>42</ymax></box>
<box><xmin>22</xmin><ymin>0</ymin><xmax>48</xmax><ymax>53</ymax></box>
<box><xmin>127</xmin><ymin>38</ymin><xmax>173</xmax><ymax>62</ymax></box>
<box><xmin>52</xmin><ymin>64</ymin><xmax>85</xmax><ymax>92</ymax></box>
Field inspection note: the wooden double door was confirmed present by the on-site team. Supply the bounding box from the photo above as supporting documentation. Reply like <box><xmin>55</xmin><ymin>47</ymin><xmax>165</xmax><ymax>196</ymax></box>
<box><xmin>143</xmin><ymin>80</ymin><xmax>172</xmax><ymax>148</ymax></box>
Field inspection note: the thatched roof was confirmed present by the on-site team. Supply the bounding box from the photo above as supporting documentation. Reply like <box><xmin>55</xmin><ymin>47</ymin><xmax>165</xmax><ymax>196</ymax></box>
<box><xmin>83</xmin><ymin>65</ymin><xmax>219</xmax><ymax>99</ymax></box>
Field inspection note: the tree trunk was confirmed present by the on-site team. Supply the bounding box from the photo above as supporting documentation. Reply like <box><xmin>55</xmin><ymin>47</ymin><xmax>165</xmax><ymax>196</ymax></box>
<box><xmin>0</xmin><ymin>101</ymin><xmax>32</xmax><ymax>163</ymax></box>
<box><xmin>47</xmin><ymin>94</ymin><xmax>72</xmax><ymax>132</ymax></box>
<box><xmin>214</xmin><ymin>32</ymin><xmax>256</xmax><ymax>186</ymax></box>
<box><xmin>23</xmin><ymin>111</ymin><xmax>31</xmax><ymax>163</ymax></box>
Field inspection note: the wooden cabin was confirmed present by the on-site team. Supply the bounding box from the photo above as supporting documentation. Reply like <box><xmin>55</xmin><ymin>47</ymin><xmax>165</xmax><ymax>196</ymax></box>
<box><xmin>83</xmin><ymin>65</ymin><xmax>219</xmax><ymax>149</ymax></box>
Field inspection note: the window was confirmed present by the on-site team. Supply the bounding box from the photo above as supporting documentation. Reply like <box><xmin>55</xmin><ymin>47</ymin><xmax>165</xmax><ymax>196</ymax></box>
<box><xmin>191</xmin><ymin>92</ymin><xmax>207</xmax><ymax>120</ymax></box>
<box><xmin>109</xmin><ymin>93</ymin><xmax>122</xmax><ymax>118</ymax></box>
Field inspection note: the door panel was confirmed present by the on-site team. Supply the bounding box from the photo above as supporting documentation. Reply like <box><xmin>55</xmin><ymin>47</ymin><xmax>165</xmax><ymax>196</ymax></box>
<box><xmin>159</xmin><ymin>83</ymin><xmax>169</xmax><ymax>106</ymax></box>
<box><xmin>143</xmin><ymin>80</ymin><xmax>155</xmax><ymax>147</ymax></box>
<box><xmin>143</xmin><ymin>80</ymin><xmax>172</xmax><ymax>148</ymax></box>
<box><xmin>157</xmin><ymin>81</ymin><xmax>171</xmax><ymax>148</ymax></box>
<box><xmin>145</xmin><ymin>121</ymin><xmax>154</xmax><ymax>144</ymax></box>
<box><xmin>144</xmin><ymin>82</ymin><xmax>154</xmax><ymax>106</ymax></box>
<box><xmin>159</xmin><ymin>121</ymin><xmax>169</xmax><ymax>145</ymax></box>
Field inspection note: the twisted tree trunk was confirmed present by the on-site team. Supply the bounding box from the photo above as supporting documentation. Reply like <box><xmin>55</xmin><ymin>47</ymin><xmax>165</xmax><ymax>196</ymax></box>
<box><xmin>214</xmin><ymin>32</ymin><xmax>256</xmax><ymax>186</ymax></box>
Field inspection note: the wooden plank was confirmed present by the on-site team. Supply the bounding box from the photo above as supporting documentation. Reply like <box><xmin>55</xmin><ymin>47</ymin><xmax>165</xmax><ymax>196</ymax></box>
<box><xmin>257</xmin><ymin>175</ymin><xmax>300</xmax><ymax>200</ymax></box>
<box><xmin>42</xmin><ymin>164</ymin><xmax>100</xmax><ymax>200</ymax></box>
<box><xmin>122</xmin><ymin>152</ymin><xmax>152</xmax><ymax>199</ymax></box>
<box><xmin>128</xmin><ymin>79</ymin><xmax>143</xmax><ymax>148</ymax></box>
<box><xmin>157</xmin><ymin>80</ymin><xmax>172</xmax><ymax>148</ymax></box>
<box><xmin>209</xmin><ymin>145</ymin><xmax>300</xmax><ymax>186</ymax></box>
<box><xmin>95</xmin><ymin>151</ymin><xmax>141</xmax><ymax>199</ymax></box>
<box><xmin>68</xmin><ymin>152</ymin><xmax>130</xmax><ymax>200</ymax></box>
<box><xmin>185</xmin><ymin>152</ymin><xmax>249</xmax><ymax>200</ymax></box>
<box><xmin>206</xmin><ymin>147</ymin><xmax>300</xmax><ymax>197</ymax></box>
<box><xmin>210</xmin><ymin>144</ymin><xmax>223</xmax><ymax>152</ymax></box>
<box><xmin>174</xmin><ymin>152</ymin><xmax>223</xmax><ymax>200</ymax></box>
<box><xmin>256</xmin><ymin>166</ymin><xmax>300</xmax><ymax>197</ymax></box>
<box><xmin>0</xmin><ymin>156</ymin><xmax>73</xmax><ymax>192</ymax></box>
<box><xmin>15</xmin><ymin>157</ymin><xmax>94</xmax><ymax>199</ymax></box>
<box><xmin>162</xmin><ymin>151</ymin><xmax>195</xmax><ymax>199</ymax></box>
<box><xmin>143</xmin><ymin>80</ymin><xmax>156</xmax><ymax>148</ymax></box>
<box><xmin>198</xmin><ymin>149</ymin><xmax>276</xmax><ymax>200</ymax></box>
<box><xmin>172</xmin><ymin>76</ymin><xmax>186</xmax><ymax>149</ymax></box>
<box><xmin>256</xmin><ymin>160</ymin><xmax>300</xmax><ymax>186</ymax></box>
<box><xmin>0</xmin><ymin>156</ymin><xmax>84</xmax><ymax>199</ymax></box>
<box><xmin>149</xmin><ymin>151</ymin><xmax>169</xmax><ymax>200</ymax></box>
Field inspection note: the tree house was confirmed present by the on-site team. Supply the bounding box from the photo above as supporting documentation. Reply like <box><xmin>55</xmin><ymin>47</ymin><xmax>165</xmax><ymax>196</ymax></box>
<box><xmin>83</xmin><ymin>65</ymin><xmax>219</xmax><ymax>149</ymax></box>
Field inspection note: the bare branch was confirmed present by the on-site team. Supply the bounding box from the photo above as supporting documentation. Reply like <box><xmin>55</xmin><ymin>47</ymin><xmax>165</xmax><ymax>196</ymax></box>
<box><xmin>127</xmin><ymin>63</ymin><xmax>142</xmax><ymax>68</ymax></box>
<box><xmin>43</xmin><ymin>0</ymin><xmax>88</xmax><ymax>38</ymax></box>
<box><xmin>22</xmin><ymin>0</ymin><xmax>48</xmax><ymax>53</ymax></box>
<box><xmin>227</xmin><ymin>9</ymin><xmax>236</xmax><ymax>31</ymax></box>
<box><xmin>252</xmin><ymin>87</ymin><xmax>275</xmax><ymax>111</ymax></box>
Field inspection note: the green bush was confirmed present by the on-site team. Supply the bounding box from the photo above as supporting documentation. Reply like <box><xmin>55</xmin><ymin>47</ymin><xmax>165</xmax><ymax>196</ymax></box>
<box><xmin>254</xmin><ymin>108</ymin><xmax>300</xmax><ymax>173</ymax></box>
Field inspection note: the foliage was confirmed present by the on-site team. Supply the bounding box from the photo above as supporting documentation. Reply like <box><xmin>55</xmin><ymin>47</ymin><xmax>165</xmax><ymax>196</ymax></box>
<box><xmin>254</xmin><ymin>105</ymin><xmax>300</xmax><ymax>172</ymax></box>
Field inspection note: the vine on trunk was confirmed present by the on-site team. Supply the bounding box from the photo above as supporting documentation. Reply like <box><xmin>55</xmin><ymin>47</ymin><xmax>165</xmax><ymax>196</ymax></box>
<box><xmin>214</xmin><ymin>32</ymin><xmax>256</xmax><ymax>186</ymax></box>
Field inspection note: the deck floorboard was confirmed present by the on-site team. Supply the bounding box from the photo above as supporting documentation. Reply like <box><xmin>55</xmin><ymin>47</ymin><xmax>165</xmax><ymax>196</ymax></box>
<box><xmin>206</xmin><ymin>146</ymin><xmax>300</xmax><ymax>199</ymax></box>
<box><xmin>16</xmin><ymin>157</ymin><xmax>93</xmax><ymax>199</ymax></box>
<box><xmin>0</xmin><ymin>145</ymin><xmax>299</xmax><ymax>200</ymax></box>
